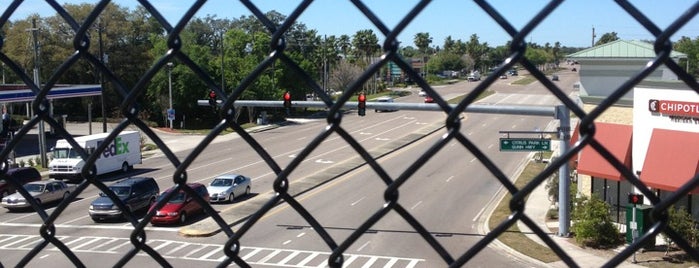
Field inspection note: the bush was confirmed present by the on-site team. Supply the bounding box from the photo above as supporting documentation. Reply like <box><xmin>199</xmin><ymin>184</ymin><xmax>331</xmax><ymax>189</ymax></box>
<box><xmin>572</xmin><ymin>195</ymin><xmax>623</xmax><ymax>248</ymax></box>
<box><xmin>664</xmin><ymin>205</ymin><xmax>699</xmax><ymax>250</ymax></box>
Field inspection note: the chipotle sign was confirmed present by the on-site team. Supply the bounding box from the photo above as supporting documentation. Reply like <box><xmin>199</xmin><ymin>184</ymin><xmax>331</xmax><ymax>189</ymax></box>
<box><xmin>649</xmin><ymin>99</ymin><xmax>699</xmax><ymax>117</ymax></box>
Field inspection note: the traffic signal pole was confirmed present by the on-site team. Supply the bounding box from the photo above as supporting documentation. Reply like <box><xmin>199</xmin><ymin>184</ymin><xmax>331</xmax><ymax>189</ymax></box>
<box><xmin>556</xmin><ymin>105</ymin><xmax>571</xmax><ymax>237</ymax></box>
<box><xmin>197</xmin><ymin>100</ymin><xmax>572</xmax><ymax>235</ymax></box>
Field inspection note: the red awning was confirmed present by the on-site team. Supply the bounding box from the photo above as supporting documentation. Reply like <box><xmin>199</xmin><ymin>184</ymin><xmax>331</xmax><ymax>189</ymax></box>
<box><xmin>640</xmin><ymin>129</ymin><xmax>699</xmax><ymax>194</ymax></box>
<box><xmin>576</xmin><ymin>123</ymin><xmax>633</xmax><ymax>181</ymax></box>
<box><xmin>569</xmin><ymin>123</ymin><xmax>581</xmax><ymax>168</ymax></box>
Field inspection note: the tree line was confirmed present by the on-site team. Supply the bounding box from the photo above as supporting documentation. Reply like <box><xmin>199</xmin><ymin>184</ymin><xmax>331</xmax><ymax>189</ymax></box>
<box><xmin>2</xmin><ymin>3</ymin><xmax>696</xmax><ymax>128</ymax></box>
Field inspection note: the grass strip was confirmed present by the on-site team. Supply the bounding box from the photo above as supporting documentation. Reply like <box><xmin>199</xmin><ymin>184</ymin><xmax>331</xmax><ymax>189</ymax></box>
<box><xmin>488</xmin><ymin>159</ymin><xmax>561</xmax><ymax>263</ymax></box>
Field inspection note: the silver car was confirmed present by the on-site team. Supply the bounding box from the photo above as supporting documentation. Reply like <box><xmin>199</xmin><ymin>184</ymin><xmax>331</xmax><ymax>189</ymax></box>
<box><xmin>206</xmin><ymin>174</ymin><xmax>251</xmax><ymax>203</ymax></box>
<box><xmin>1</xmin><ymin>180</ymin><xmax>76</xmax><ymax>211</ymax></box>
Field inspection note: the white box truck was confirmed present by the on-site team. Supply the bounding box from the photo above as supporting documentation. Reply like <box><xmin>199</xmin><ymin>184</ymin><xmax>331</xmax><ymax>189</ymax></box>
<box><xmin>49</xmin><ymin>131</ymin><xmax>142</xmax><ymax>181</ymax></box>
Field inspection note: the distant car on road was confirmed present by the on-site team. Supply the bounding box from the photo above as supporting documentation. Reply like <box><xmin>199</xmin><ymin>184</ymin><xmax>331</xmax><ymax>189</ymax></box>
<box><xmin>552</xmin><ymin>74</ymin><xmax>559</xmax><ymax>81</ymax></box>
<box><xmin>207</xmin><ymin>174</ymin><xmax>251</xmax><ymax>203</ymax></box>
<box><xmin>424</xmin><ymin>95</ymin><xmax>434</xmax><ymax>103</ymax></box>
<box><xmin>0</xmin><ymin>167</ymin><xmax>41</xmax><ymax>198</ymax></box>
<box><xmin>467</xmin><ymin>71</ymin><xmax>481</xmax><ymax>81</ymax></box>
<box><xmin>418</xmin><ymin>90</ymin><xmax>427</xmax><ymax>97</ymax></box>
<box><xmin>500</xmin><ymin>74</ymin><xmax>508</xmax><ymax>79</ymax></box>
<box><xmin>149</xmin><ymin>183</ymin><xmax>209</xmax><ymax>225</ymax></box>
<box><xmin>373</xmin><ymin>97</ymin><xmax>396</xmax><ymax>112</ymax></box>
<box><xmin>89</xmin><ymin>177</ymin><xmax>159</xmax><ymax>222</ymax></box>
<box><xmin>1</xmin><ymin>180</ymin><xmax>76</xmax><ymax>211</ymax></box>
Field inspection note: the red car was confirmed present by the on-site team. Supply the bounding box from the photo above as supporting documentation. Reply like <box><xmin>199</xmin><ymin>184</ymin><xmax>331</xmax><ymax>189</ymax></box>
<box><xmin>424</xmin><ymin>95</ymin><xmax>434</xmax><ymax>103</ymax></box>
<box><xmin>149</xmin><ymin>183</ymin><xmax>209</xmax><ymax>225</ymax></box>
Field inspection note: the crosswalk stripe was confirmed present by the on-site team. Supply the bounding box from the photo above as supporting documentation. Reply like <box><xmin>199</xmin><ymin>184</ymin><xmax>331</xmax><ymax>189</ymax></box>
<box><xmin>0</xmin><ymin>235</ymin><xmax>425</xmax><ymax>267</ymax></box>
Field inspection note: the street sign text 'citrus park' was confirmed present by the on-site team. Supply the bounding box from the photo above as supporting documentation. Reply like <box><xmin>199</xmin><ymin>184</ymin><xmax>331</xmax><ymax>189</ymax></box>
<box><xmin>499</xmin><ymin>138</ymin><xmax>551</xmax><ymax>151</ymax></box>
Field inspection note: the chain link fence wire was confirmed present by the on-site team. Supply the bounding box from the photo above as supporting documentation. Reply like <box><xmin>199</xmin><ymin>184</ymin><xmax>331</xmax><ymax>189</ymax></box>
<box><xmin>1</xmin><ymin>0</ymin><xmax>698</xmax><ymax>267</ymax></box>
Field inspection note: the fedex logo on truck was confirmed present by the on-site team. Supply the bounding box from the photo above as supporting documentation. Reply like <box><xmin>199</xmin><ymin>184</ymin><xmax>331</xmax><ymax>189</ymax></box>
<box><xmin>97</xmin><ymin>137</ymin><xmax>130</xmax><ymax>158</ymax></box>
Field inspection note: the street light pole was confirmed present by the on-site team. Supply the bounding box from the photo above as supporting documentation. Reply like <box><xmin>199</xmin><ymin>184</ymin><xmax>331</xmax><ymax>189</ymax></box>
<box><xmin>29</xmin><ymin>19</ymin><xmax>48</xmax><ymax>168</ymax></box>
<box><xmin>167</xmin><ymin>62</ymin><xmax>173</xmax><ymax>129</ymax></box>
<box><xmin>98</xmin><ymin>19</ymin><xmax>107</xmax><ymax>133</ymax></box>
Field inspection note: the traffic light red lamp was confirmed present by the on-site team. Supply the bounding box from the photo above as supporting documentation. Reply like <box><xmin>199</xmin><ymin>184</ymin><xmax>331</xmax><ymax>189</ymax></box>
<box><xmin>283</xmin><ymin>91</ymin><xmax>291</xmax><ymax>109</ymax></box>
<box><xmin>628</xmin><ymin>193</ymin><xmax>644</xmax><ymax>205</ymax></box>
<box><xmin>208</xmin><ymin>90</ymin><xmax>217</xmax><ymax>107</ymax></box>
<box><xmin>358</xmin><ymin>93</ymin><xmax>366</xmax><ymax>116</ymax></box>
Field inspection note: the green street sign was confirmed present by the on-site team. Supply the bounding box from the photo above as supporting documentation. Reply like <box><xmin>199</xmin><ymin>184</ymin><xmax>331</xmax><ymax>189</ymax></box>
<box><xmin>500</xmin><ymin>138</ymin><xmax>551</xmax><ymax>151</ymax></box>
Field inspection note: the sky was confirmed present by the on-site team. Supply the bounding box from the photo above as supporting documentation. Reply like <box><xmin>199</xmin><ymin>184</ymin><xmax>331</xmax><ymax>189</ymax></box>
<box><xmin>2</xmin><ymin>0</ymin><xmax>698</xmax><ymax>48</ymax></box>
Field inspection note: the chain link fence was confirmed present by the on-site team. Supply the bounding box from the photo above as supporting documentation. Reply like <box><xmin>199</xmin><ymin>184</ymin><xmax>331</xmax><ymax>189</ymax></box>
<box><xmin>1</xmin><ymin>1</ymin><xmax>699</xmax><ymax>267</ymax></box>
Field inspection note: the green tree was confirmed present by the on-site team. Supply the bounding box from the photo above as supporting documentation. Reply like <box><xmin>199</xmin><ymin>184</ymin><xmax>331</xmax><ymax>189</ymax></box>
<box><xmin>465</xmin><ymin>34</ymin><xmax>489</xmax><ymax>72</ymax></box>
<box><xmin>595</xmin><ymin>32</ymin><xmax>619</xmax><ymax>46</ymax></box>
<box><xmin>674</xmin><ymin>36</ymin><xmax>699</xmax><ymax>77</ymax></box>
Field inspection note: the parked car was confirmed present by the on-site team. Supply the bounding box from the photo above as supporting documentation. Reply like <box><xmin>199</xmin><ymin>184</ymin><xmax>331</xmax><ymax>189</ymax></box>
<box><xmin>207</xmin><ymin>174</ymin><xmax>251</xmax><ymax>203</ymax></box>
<box><xmin>500</xmin><ymin>74</ymin><xmax>508</xmax><ymax>79</ymax></box>
<box><xmin>418</xmin><ymin>90</ymin><xmax>427</xmax><ymax>97</ymax></box>
<box><xmin>552</xmin><ymin>74</ymin><xmax>559</xmax><ymax>81</ymax></box>
<box><xmin>424</xmin><ymin>95</ymin><xmax>434</xmax><ymax>103</ymax></box>
<box><xmin>88</xmin><ymin>177</ymin><xmax>159</xmax><ymax>222</ymax></box>
<box><xmin>0</xmin><ymin>167</ymin><xmax>41</xmax><ymax>198</ymax></box>
<box><xmin>373</xmin><ymin>97</ymin><xmax>396</xmax><ymax>112</ymax></box>
<box><xmin>1</xmin><ymin>180</ymin><xmax>76</xmax><ymax>211</ymax></box>
<box><xmin>149</xmin><ymin>183</ymin><xmax>209</xmax><ymax>225</ymax></box>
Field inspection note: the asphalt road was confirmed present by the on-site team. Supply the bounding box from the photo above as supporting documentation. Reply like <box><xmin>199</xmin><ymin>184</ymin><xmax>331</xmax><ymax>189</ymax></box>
<box><xmin>0</xmin><ymin>67</ymin><xmax>579</xmax><ymax>267</ymax></box>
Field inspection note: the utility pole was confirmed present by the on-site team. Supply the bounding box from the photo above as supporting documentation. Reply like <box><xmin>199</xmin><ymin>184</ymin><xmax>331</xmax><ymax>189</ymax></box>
<box><xmin>591</xmin><ymin>26</ymin><xmax>596</xmax><ymax>47</ymax></box>
<box><xmin>220</xmin><ymin>31</ymin><xmax>224</xmax><ymax>94</ymax></box>
<box><xmin>98</xmin><ymin>19</ymin><xmax>107</xmax><ymax>133</ymax></box>
<box><xmin>29</xmin><ymin>19</ymin><xmax>48</xmax><ymax>168</ymax></box>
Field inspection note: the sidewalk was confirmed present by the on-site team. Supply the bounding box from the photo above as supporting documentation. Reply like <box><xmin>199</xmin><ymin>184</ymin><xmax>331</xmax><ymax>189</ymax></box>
<box><xmin>516</xmin><ymin>139</ymin><xmax>647</xmax><ymax>268</ymax></box>
<box><xmin>520</xmin><ymin>177</ymin><xmax>646</xmax><ymax>268</ymax></box>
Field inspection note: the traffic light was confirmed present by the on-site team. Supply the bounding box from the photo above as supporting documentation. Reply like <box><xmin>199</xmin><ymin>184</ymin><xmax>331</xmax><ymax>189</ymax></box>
<box><xmin>357</xmin><ymin>93</ymin><xmax>366</xmax><ymax>116</ymax></box>
<box><xmin>283</xmin><ymin>91</ymin><xmax>291</xmax><ymax>109</ymax></box>
<box><xmin>208</xmin><ymin>90</ymin><xmax>217</xmax><ymax>107</ymax></box>
<box><xmin>628</xmin><ymin>193</ymin><xmax>644</xmax><ymax>205</ymax></box>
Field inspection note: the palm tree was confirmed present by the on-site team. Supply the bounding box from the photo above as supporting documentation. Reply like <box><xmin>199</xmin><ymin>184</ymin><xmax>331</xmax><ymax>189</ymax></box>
<box><xmin>414</xmin><ymin>32</ymin><xmax>432</xmax><ymax>76</ymax></box>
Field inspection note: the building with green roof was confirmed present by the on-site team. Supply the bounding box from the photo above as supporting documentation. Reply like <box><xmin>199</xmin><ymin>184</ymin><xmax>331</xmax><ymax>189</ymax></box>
<box><xmin>567</xmin><ymin>40</ymin><xmax>687</xmax><ymax>105</ymax></box>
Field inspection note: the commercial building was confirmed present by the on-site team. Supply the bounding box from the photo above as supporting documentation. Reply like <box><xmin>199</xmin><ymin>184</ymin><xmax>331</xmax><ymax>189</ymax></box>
<box><xmin>567</xmin><ymin>40</ymin><xmax>698</xmax><ymax>220</ymax></box>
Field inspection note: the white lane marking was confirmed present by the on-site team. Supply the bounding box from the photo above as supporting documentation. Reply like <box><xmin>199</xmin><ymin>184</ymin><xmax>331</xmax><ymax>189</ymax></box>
<box><xmin>410</xmin><ymin>201</ymin><xmax>422</xmax><ymax>210</ymax></box>
<box><xmin>356</xmin><ymin>241</ymin><xmax>370</xmax><ymax>252</ymax></box>
<box><xmin>314</xmin><ymin>159</ymin><xmax>334</xmax><ymax>164</ymax></box>
<box><xmin>470</xmin><ymin>158</ymin><xmax>477</xmax><ymax>163</ymax></box>
<box><xmin>258</xmin><ymin>249</ymin><xmax>282</xmax><ymax>263</ymax></box>
<box><xmin>359</xmin><ymin>132</ymin><xmax>372</xmax><ymax>135</ymax></box>
<box><xmin>0</xmin><ymin>222</ymin><xmax>179</xmax><ymax>232</ymax></box>
<box><xmin>282</xmin><ymin>240</ymin><xmax>291</xmax><ymax>245</ymax></box>
<box><xmin>60</xmin><ymin>215</ymin><xmax>90</xmax><ymax>225</ymax></box>
<box><xmin>1</xmin><ymin>234</ymin><xmax>426</xmax><ymax>266</ymax></box>
<box><xmin>40</xmin><ymin>254</ymin><xmax>50</xmax><ymax>259</ymax></box>
<box><xmin>488</xmin><ymin>144</ymin><xmax>493</xmax><ymax>149</ymax></box>
<box><xmin>362</xmin><ymin>256</ymin><xmax>379</xmax><ymax>268</ymax></box>
<box><xmin>296</xmin><ymin>232</ymin><xmax>305</xmax><ymax>238</ymax></box>
<box><xmin>351</xmin><ymin>197</ymin><xmax>365</xmax><ymax>206</ymax></box>
<box><xmin>375</xmin><ymin>138</ymin><xmax>390</xmax><ymax>141</ymax></box>
<box><xmin>446</xmin><ymin>176</ymin><xmax>454</xmax><ymax>182</ymax></box>
<box><xmin>473</xmin><ymin>205</ymin><xmax>487</xmax><ymax>222</ymax></box>
<box><xmin>278</xmin><ymin>251</ymin><xmax>301</xmax><ymax>265</ymax></box>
